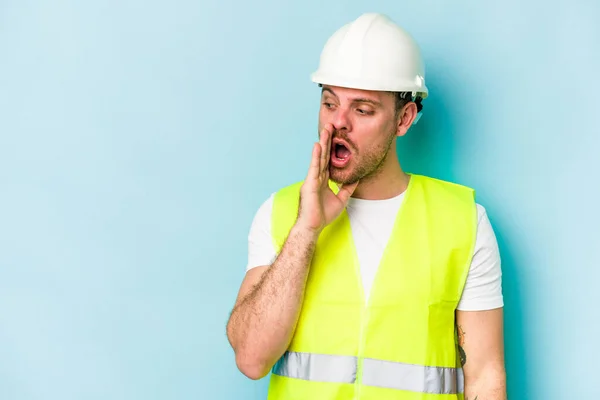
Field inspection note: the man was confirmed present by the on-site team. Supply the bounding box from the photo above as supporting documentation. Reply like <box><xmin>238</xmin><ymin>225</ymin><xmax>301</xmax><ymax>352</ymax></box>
<box><xmin>226</xmin><ymin>12</ymin><xmax>506</xmax><ymax>400</ymax></box>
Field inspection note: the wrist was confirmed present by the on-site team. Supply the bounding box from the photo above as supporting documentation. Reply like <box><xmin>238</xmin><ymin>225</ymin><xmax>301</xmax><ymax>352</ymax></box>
<box><xmin>292</xmin><ymin>221</ymin><xmax>322</xmax><ymax>240</ymax></box>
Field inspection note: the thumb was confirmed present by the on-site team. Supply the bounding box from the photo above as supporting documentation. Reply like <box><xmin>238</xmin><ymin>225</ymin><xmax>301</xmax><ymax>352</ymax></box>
<box><xmin>336</xmin><ymin>181</ymin><xmax>359</xmax><ymax>205</ymax></box>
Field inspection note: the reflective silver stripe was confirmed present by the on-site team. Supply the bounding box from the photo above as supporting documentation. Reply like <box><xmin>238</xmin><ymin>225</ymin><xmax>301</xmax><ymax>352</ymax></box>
<box><xmin>362</xmin><ymin>358</ymin><xmax>464</xmax><ymax>394</ymax></box>
<box><xmin>273</xmin><ymin>351</ymin><xmax>464</xmax><ymax>395</ymax></box>
<box><xmin>272</xmin><ymin>351</ymin><xmax>357</xmax><ymax>383</ymax></box>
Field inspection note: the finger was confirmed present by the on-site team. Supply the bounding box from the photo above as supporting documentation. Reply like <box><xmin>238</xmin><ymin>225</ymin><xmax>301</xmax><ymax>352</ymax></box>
<box><xmin>307</xmin><ymin>142</ymin><xmax>321</xmax><ymax>182</ymax></box>
<box><xmin>324</xmin><ymin>124</ymin><xmax>333</xmax><ymax>172</ymax></box>
<box><xmin>318</xmin><ymin>127</ymin><xmax>329</xmax><ymax>175</ymax></box>
<box><xmin>336</xmin><ymin>180</ymin><xmax>360</xmax><ymax>204</ymax></box>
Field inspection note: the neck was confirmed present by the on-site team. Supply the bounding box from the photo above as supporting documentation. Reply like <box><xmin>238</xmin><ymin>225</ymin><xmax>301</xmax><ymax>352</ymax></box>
<box><xmin>351</xmin><ymin>148</ymin><xmax>410</xmax><ymax>200</ymax></box>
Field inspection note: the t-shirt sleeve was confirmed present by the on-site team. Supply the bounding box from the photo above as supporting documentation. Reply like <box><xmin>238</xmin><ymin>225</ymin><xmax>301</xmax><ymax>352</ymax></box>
<box><xmin>457</xmin><ymin>204</ymin><xmax>504</xmax><ymax>311</ymax></box>
<box><xmin>246</xmin><ymin>194</ymin><xmax>278</xmax><ymax>272</ymax></box>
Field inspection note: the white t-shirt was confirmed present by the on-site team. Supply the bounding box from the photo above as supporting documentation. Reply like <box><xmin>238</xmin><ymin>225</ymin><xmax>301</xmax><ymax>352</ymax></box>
<box><xmin>246</xmin><ymin>191</ymin><xmax>503</xmax><ymax>311</ymax></box>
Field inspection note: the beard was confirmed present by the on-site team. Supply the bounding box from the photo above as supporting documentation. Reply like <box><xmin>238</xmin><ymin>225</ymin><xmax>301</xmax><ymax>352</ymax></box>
<box><xmin>329</xmin><ymin>128</ymin><xmax>396</xmax><ymax>185</ymax></box>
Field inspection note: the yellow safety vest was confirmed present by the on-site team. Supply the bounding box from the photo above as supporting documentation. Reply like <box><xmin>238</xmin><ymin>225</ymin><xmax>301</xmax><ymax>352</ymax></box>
<box><xmin>266</xmin><ymin>174</ymin><xmax>477</xmax><ymax>400</ymax></box>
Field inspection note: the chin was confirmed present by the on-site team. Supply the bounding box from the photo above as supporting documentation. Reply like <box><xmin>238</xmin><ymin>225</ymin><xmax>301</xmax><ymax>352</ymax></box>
<box><xmin>329</xmin><ymin>168</ymin><xmax>359</xmax><ymax>185</ymax></box>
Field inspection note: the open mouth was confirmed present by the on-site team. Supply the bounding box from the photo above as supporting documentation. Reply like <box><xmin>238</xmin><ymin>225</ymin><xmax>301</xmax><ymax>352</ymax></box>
<box><xmin>331</xmin><ymin>142</ymin><xmax>352</xmax><ymax>168</ymax></box>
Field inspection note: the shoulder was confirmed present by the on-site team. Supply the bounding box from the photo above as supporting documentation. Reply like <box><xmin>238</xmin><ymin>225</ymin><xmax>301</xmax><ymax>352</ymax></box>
<box><xmin>272</xmin><ymin>180</ymin><xmax>305</xmax><ymax>215</ymax></box>
<box><xmin>273</xmin><ymin>181</ymin><xmax>304</xmax><ymax>199</ymax></box>
<box><xmin>412</xmin><ymin>175</ymin><xmax>476</xmax><ymax>214</ymax></box>
<box><xmin>475</xmin><ymin>203</ymin><xmax>487</xmax><ymax>221</ymax></box>
<box><xmin>474</xmin><ymin>203</ymin><xmax>497</xmax><ymax>244</ymax></box>
<box><xmin>246</xmin><ymin>193</ymin><xmax>277</xmax><ymax>272</ymax></box>
<box><xmin>458</xmin><ymin>202</ymin><xmax>504</xmax><ymax>311</ymax></box>
<box><xmin>249</xmin><ymin>181</ymin><xmax>303</xmax><ymax>234</ymax></box>
<box><xmin>247</xmin><ymin>193</ymin><xmax>276</xmax><ymax>243</ymax></box>
<box><xmin>252</xmin><ymin>193</ymin><xmax>275</xmax><ymax>224</ymax></box>
<box><xmin>252</xmin><ymin>181</ymin><xmax>303</xmax><ymax>220</ymax></box>
<box><xmin>414</xmin><ymin>174</ymin><xmax>475</xmax><ymax>197</ymax></box>
<box><xmin>417</xmin><ymin>176</ymin><xmax>490</xmax><ymax>223</ymax></box>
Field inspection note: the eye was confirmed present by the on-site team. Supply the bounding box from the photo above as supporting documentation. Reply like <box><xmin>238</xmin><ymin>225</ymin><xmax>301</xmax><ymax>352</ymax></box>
<box><xmin>356</xmin><ymin>108</ymin><xmax>374</xmax><ymax>115</ymax></box>
<box><xmin>323</xmin><ymin>102</ymin><xmax>335</xmax><ymax>109</ymax></box>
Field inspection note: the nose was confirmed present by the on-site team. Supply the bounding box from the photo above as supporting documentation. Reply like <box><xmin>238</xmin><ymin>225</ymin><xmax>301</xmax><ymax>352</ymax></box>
<box><xmin>331</xmin><ymin>107</ymin><xmax>352</xmax><ymax>133</ymax></box>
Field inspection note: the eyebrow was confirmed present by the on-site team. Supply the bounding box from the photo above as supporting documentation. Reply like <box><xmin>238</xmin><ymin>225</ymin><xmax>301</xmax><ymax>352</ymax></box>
<box><xmin>352</xmin><ymin>98</ymin><xmax>381</xmax><ymax>106</ymax></box>
<box><xmin>321</xmin><ymin>87</ymin><xmax>382</xmax><ymax>107</ymax></box>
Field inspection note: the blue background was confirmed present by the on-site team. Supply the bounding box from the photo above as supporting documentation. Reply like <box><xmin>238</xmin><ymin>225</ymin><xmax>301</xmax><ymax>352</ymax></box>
<box><xmin>1</xmin><ymin>0</ymin><xmax>599</xmax><ymax>399</ymax></box>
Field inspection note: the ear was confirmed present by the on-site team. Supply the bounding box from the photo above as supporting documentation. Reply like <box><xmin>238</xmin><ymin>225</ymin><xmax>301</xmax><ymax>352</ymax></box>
<box><xmin>395</xmin><ymin>102</ymin><xmax>418</xmax><ymax>137</ymax></box>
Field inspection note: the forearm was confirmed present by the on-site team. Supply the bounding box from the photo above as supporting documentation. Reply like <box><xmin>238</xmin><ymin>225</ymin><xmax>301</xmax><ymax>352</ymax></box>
<box><xmin>227</xmin><ymin>223</ymin><xmax>318</xmax><ymax>379</ymax></box>
<box><xmin>464</xmin><ymin>365</ymin><xmax>507</xmax><ymax>400</ymax></box>
<box><xmin>457</xmin><ymin>307</ymin><xmax>506</xmax><ymax>400</ymax></box>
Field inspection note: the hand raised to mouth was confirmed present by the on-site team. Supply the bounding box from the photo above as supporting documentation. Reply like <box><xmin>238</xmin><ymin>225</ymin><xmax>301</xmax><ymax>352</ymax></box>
<box><xmin>296</xmin><ymin>123</ymin><xmax>359</xmax><ymax>234</ymax></box>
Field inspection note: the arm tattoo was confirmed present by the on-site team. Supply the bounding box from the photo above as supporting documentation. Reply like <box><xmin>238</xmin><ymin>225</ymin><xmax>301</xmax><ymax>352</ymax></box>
<box><xmin>457</xmin><ymin>325</ymin><xmax>467</xmax><ymax>366</ymax></box>
<box><xmin>458</xmin><ymin>344</ymin><xmax>467</xmax><ymax>366</ymax></box>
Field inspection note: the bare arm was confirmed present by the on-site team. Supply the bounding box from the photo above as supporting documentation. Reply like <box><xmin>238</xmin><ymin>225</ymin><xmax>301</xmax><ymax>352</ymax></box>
<box><xmin>226</xmin><ymin>224</ymin><xmax>318</xmax><ymax>380</ymax></box>
<box><xmin>457</xmin><ymin>308</ymin><xmax>507</xmax><ymax>400</ymax></box>
<box><xmin>226</xmin><ymin>123</ymin><xmax>358</xmax><ymax>380</ymax></box>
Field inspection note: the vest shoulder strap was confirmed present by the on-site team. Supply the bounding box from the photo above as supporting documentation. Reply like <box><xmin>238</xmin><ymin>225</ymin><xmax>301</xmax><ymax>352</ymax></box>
<box><xmin>416</xmin><ymin>174</ymin><xmax>476</xmax><ymax>204</ymax></box>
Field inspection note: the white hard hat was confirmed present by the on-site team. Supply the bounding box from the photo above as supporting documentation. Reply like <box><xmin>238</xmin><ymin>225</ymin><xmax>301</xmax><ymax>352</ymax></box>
<box><xmin>311</xmin><ymin>13</ymin><xmax>428</xmax><ymax>100</ymax></box>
